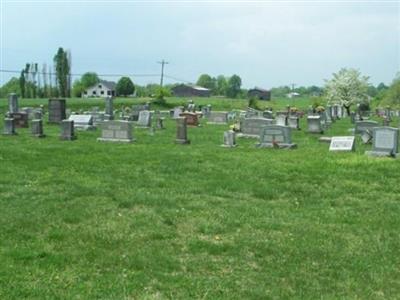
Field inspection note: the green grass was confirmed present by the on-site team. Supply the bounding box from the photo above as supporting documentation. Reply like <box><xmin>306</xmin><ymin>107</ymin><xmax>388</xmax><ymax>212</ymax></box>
<box><xmin>0</xmin><ymin>97</ymin><xmax>399</xmax><ymax>299</ymax></box>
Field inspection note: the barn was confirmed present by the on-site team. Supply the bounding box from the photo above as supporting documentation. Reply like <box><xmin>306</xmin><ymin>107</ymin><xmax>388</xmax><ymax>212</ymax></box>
<box><xmin>171</xmin><ymin>84</ymin><xmax>211</xmax><ymax>97</ymax></box>
<box><xmin>247</xmin><ymin>87</ymin><xmax>271</xmax><ymax>101</ymax></box>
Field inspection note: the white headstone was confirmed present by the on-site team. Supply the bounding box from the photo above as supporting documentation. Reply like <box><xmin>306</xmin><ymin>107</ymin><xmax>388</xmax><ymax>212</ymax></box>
<box><xmin>329</xmin><ymin>136</ymin><xmax>355</xmax><ymax>151</ymax></box>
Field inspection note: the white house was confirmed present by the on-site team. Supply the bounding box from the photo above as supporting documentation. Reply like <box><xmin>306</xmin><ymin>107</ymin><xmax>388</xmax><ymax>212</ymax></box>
<box><xmin>82</xmin><ymin>80</ymin><xmax>116</xmax><ymax>98</ymax></box>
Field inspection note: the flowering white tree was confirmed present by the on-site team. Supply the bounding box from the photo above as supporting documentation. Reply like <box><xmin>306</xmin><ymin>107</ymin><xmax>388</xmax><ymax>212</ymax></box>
<box><xmin>324</xmin><ymin>68</ymin><xmax>370</xmax><ymax>107</ymax></box>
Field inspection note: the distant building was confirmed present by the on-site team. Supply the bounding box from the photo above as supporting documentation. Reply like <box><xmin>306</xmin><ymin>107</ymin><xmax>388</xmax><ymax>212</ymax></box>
<box><xmin>247</xmin><ymin>87</ymin><xmax>271</xmax><ymax>101</ymax></box>
<box><xmin>83</xmin><ymin>80</ymin><xmax>116</xmax><ymax>98</ymax></box>
<box><xmin>287</xmin><ymin>92</ymin><xmax>300</xmax><ymax>98</ymax></box>
<box><xmin>171</xmin><ymin>84</ymin><xmax>211</xmax><ymax>97</ymax></box>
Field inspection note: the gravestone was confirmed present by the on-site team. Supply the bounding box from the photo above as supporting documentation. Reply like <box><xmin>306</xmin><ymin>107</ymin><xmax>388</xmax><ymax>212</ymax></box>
<box><xmin>172</xmin><ymin>107</ymin><xmax>183</xmax><ymax>119</ymax></box>
<box><xmin>221</xmin><ymin>130</ymin><xmax>236</xmax><ymax>148</ymax></box>
<box><xmin>350</xmin><ymin>112</ymin><xmax>356</xmax><ymax>124</ymax></box>
<box><xmin>33</xmin><ymin>110</ymin><xmax>42</xmax><ymax>120</ymax></box>
<box><xmin>366</xmin><ymin>127</ymin><xmax>399</xmax><ymax>158</ymax></box>
<box><xmin>31</xmin><ymin>119</ymin><xmax>45</xmax><ymax>138</ymax></box>
<box><xmin>156</xmin><ymin>115</ymin><xmax>165</xmax><ymax>129</ymax></box>
<box><xmin>68</xmin><ymin>114</ymin><xmax>95</xmax><ymax>130</ymax></box>
<box><xmin>238</xmin><ymin>118</ymin><xmax>274</xmax><ymax>138</ymax></box>
<box><xmin>207</xmin><ymin>112</ymin><xmax>228</xmax><ymax>125</ymax></box>
<box><xmin>263</xmin><ymin>110</ymin><xmax>274</xmax><ymax>119</ymax></box>
<box><xmin>201</xmin><ymin>106</ymin><xmax>210</xmax><ymax>118</ymax></box>
<box><xmin>275</xmin><ymin>113</ymin><xmax>287</xmax><ymax>126</ymax></box>
<box><xmin>307</xmin><ymin>115</ymin><xmax>323</xmax><ymax>133</ymax></box>
<box><xmin>355</xmin><ymin>120</ymin><xmax>379</xmax><ymax>144</ymax></box>
<box><xmin>8</xmin><ymin>93</ymin><xmax>18</xmax><ymax>113</ymax></box>
<box><xmin>175</xmin><ymin>117</ymin><xmax>190</xmax><ymax>144</ymax></box>
<box><xmin>3</xmin><ymin>118</ymin><xmax>17</xmax><ymax>135</ymax></box>
<box><xmin>256</xmin><ymin>125</ymin><xmax>296</xmax><ymax>149</ymax></box>
<box><xmin>326</xmin><ymin>106</ymin><xmax>335</xmax><ymax>123</ymax></box>
<box><xmin>287</xmin><ymin>116</ymin><xmax>300</xmax><ymax>130</ymax></box>
<box><xmin>91</xmin><ymin>112</ymin><xmax>105</xmax><ymax>125</ymax></box>
<box><xmin>104</xmin><ymin>97</ymin><xmax>114</xmax><ymax>120</ymax></box>
<box><xmin>48</xmin><ymin>99</ymin><xmax>66</xmax><ymax>123</ymax></box>
<box><xmin>187</xmin><ymin>102</ymin><xmax>195</xmax><ymax>112</ymax></box>
<box><xmin>329</xmin><ymin>136</ymin><xmax>355</xmax><ymax>151</ymax></box>
<box><xmin>137</xmin><ymin>110</ymin><xmax>152</xmax><ymax>127</ymax></box>
<box><xmin>10</xmin><ymin>112</ymin><xmax>29</xmax><ymax>128</ymax></box>
<box><xmin>60</xmin><ymin>120</ymin><xmax>77</xmax><ymax>140</ymax></box>
<box><xmin>180</xmin><ymin>112</ymin><xmax>199</xmax><ymax>126</ymax></box>
<box><xmin>97</xmin><ymin>121</ymin><xmax>134</xmax><ymax>143</ymax></box>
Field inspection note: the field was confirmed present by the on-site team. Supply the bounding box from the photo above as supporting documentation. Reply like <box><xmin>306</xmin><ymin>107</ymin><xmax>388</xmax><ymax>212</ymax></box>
<box><xmin>0</xmin><ymin>97</ymin><xmax>399</xmax><ymax>299</ymax></box>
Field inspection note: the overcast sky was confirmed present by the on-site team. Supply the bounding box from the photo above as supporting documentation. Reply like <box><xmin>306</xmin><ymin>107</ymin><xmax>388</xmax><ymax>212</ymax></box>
<box><xmin>1</xmin><ymin>0</ymin><xmax>399</xmax><ymax>88</ymax></box>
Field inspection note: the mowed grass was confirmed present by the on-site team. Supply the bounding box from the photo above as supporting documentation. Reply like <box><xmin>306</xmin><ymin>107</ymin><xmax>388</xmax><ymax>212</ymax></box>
<box><xmin>0</xmin><ymin>97</ymin><xmax>399</xmax><ymax>299</ymax></box>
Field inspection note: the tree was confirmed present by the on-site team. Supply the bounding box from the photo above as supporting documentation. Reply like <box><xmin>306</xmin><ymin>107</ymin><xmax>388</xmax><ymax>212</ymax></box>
<box><xmin>53</xmin><ymin>47</ymin><xmax>70</xmax><ymax>97</ymax></box>
<box><xmin>72</xmin><ymin>72</ymin><xmax>99</xmax><ymax>97</ymax></box>
<box><xmin>216</xmin><ymin>75</ymin><xmax>228</xmax><ymax>96</ymax></box>
<box><xmin>19</xmin><ymin>71</ymin><xmax>26</xmax><ymax>98</ymax></box>
<box><xmin>196</xmin><ymin>74</ymin><xmax>216</xmax><ymax>93</ymax></box>
<box><xmin>382</xmin><ymin>74</ymin><xmax>400</xmax><ymax>106</ymax></box>
<box><xmin>226</xmin><ymin>74</ymin><xmax>242</xmax><ymax>98</ymax></box>
<box><xmin>0</xmin><ymin>77</ymin><xmax>20</xmax><ymax>98</ymax></box>
<box><xmin>116</xmin><ymin>77</ymin><xmax>135</xmax><ymax>96</ymax></box>
<box><xmin>324</xmin><ymin>68</ymin><xmax>370</xmax><ymax>113</ymax></box>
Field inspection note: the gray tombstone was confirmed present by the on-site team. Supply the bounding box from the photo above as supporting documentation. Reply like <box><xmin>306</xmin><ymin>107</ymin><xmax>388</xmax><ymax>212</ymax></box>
<box><xmin>355</xmin><ymin>120</ymin><xmax>380</xmax><ymax>144</ymax></box>
<box><xmin>8</xmin><ymin>93</ymin><xmax>18</xmax><ymax>113</ymax></box>
<box><xmin>287</xmin><ymin>116</ymin><xmax>300</xmax><ymax>130</ymax></box>
<box><xmin>48</xmin><ymin>99</ymin><xmax>66</xmax><ymax>124</ymax></box>
<box><xmin>172</xmin><ymin>107</ymin><xmax>183</xmax><ymax>119</ymax></box>
<box><xmin>275</xmin><ymin>113</ymin><xmax>287</xmax><ymax>126</ymax></box>
<box><xmin>97</xmin><ymin>121</ymin><xmax>134</xmax><ymax>143</ymax></box>
<box><xmin>175</xmin><ymin>117</ymin><xmax>190</xmax><ymax>144</ymax></box>
<box><xmin>207</xmin><ymin>112</ymin><xmax>228</xmax><ymax>125</ymax></box>
<box><xmin>256</xmin><ymin>125</ymin><xmax>297</xmax><ymax>149</ymax></box>
<box><xmin>137</xmin><ymin>110</ymin><xmax>152</xmax><ymax>127</ymax></box>
<box><xmin>3</xmin><ymin>118</ymin><xmax>17</xmax><ymax>135</ymax></box>
<box><xmin>68</xmin><ymin>114</ymin><xmax>95</xmax><ymax>130</ymax></box>
<box><xmin>263</xmin><ymin>110</ymin><xmax>274</xmax><ymax>119</ymax></box>
<box><xmin>307</xmin><ymin>115</ymin><xmax>323</xmax><ymax>133</ymax></box>
<box><xmin>221</xmin><ymin>130</ymin><xmax>236</xmax><ymax>148</ymax></box>
<box><xmin>33</xmin><ymin>110</ymin><xmax>42</xmax><ymax>120</ymax></box>
<box><xmin>10</xmin><ymin>112</ymin><xmax>29</xmax><ymax>128</ymax></box>
<box><xmin>237</xmin><ymin>118</ymin><xmax>274</xmax><ymax>138</ymax></box>
<box><xmin>31</xmin><ymin>119</ymin><xmax>45</xmax><ymax>138</ymax></box>
<box><xmin>60</xmin><ymin>120</ymin><xmax>76</xmax><ymax>140</ymax></box>
<box><xmin>156</xmin><ymin>116</ymin><xmax>165</xmax><ymax>129</ymax></box>
<box><xmin>329</xmin><ymin>136</ymin><xmax>355</xmax><ymax>152</ymax></box>
<box><xmin>104</xmin><ymin>97</ymin><xmax>114</xmax><ymax>120</ymax></box>
<box><xmin>366</xmin><ymin>127</ymin><xmax>399</xmax><ymax>158</ymax></box>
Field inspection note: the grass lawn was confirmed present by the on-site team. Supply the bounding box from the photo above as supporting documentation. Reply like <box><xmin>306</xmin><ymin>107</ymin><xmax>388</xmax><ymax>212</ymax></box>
<box><xmin>0</xmin><ymin>97</ymin><xmax>399</xmax><ymax>299</ymax></box>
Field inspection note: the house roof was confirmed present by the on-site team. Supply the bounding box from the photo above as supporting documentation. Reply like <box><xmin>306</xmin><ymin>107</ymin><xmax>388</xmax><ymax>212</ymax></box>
<box><xmin>99</xmin><ymin>80</ymin><xmax>116</xmax><ymax>90</ymax></box>
<box><xmin>249</xmin><ymin>87</ymin><xmax>270</xmax><ymax>93</ymax></box>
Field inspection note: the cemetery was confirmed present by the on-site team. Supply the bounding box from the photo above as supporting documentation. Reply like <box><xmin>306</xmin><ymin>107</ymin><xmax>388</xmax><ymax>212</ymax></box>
<box><xmin>1</xmin><ymin>94</ymin><xmax>400</xmax><ymax>298</ymax></box>
<box><xmin>1</xmin><ymin>2</ymin><xmax>399</xmax><ymax>298</ymax></box>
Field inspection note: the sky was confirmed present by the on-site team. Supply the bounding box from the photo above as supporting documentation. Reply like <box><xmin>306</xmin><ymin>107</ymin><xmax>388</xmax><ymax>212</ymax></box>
<box><xmin>1</xmin><ymin>0</ymin><xmax>399</xmax><ymax>89</ymax></box>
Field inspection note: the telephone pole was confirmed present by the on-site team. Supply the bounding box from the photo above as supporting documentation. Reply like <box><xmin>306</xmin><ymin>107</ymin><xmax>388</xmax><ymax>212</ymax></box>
<box><xmin>157</xmin><ymin>59</ymin><xmax>169</xmax><ymax>87</ymax></box>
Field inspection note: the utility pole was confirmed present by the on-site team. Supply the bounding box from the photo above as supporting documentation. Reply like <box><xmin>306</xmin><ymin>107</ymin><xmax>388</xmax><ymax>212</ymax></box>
<box><xmin>291</xmin><ymin>83</ymin><xmax>296</xmax><ymax>93</ymax></box>
<box><xmin>157</xmin><ymin>59</ymin><xmax>169</xmax><ymax>87</ymax></box>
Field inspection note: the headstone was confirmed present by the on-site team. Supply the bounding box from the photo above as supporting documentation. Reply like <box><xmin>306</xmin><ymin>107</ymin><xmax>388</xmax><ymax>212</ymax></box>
<box><xmin>287</xmin><ymin>116</ymin><xmax>300</xmax><ymax>130</ymax></box>
<box><xmin>187</xmin><ymin>103</ymin><xmax>196</xmax><ymax>112</ymax></box>
<box><xmin>355</xmin><ymin>120</ymin><xmax>379</xmax><ymax>144</ymax></box>
<box><xmin>180</xmin><ymin>112</ymin><xmax>199</xmax><ymax>126</ymax></box>
<box><xmin>10</xmin><ymin>112</ymin><xmax>29</xmax><ymax>128</ymax></box>
<box><xmin>175</xmin><ymin>117</ymin><xmax>190</xmax><ymax>144</ymax></box>
<box><xmin>60</xmin><ymin>120</ymin><xmax>77</xmax><ymax>140</ymax></box>
<box><xmin>48</xmin><ymin>99</ymin><xmax>66</xmax><ymax>124</ymax></box>
<box><xmin>172</xmin><ymin>107</ymin><xmax>183</xmax><ymax>119</ymax></box>
<box><xmin>350</xmin><ymin>112</ymin><xmax>356</xmax><ymax>124</ymax></box>
<box><xmin>326</xmin><ymin>106</ymin><xmax>335</xmax><ymax>123</ymax></box>
<box><xmin>3</xmin><ymin>118</ymin><xmax>17</xmax><ymax>135</ymax></box>
<box><xmin>104</xmin><ymin>97</ymin><xmax>114</xmax><ymax>120</ymax></box>
<box><xmin>366</xmin><ymin>127</ymin><xmax>399</xmax><ymax>158</ymax></box>
<box><xmin>207</xmin><ymin>112</ymin><xmax>228</xmax><ymax>125</ymax></box>
<box><xmin>275</xmin><ymin>113</ymin><xmax>287</xmax><ymax>126</ymax></box>
<box><xmin>329</xmin><ymin>136</ymin><xmax>355</xmax><ymax>151</ymax></box>
<box><xmin>33</xmin><ymin>110</ymin><xmax>42</xmax><ymax>120</ymax></box>
<box><xmin>237</xmin><ymin>118</ymin><xmax>274</xmax><ymax>138</ymax></box>
<box><xmin>307</xmin><ymin>115</ymin><xmax>323</xmax><ymax>133</ymax></box>
<box><xmin>97</xmin><ymin>121</ymin><xmax>134</xmax><ymax>143</ymax></box>
<box><xmin>256</xmin><ymin>125</ymin><xmax>296</xmax><ymax>149</ymax></box>
<box><xmin>221</xmin><ymin>130</ymin><xmax>236</xmax><ymax>148</ymax></box>
<box><xmin>8</xmin><ymin>93</ymin><xmax>18</xmax><ymax>113</ymax></box>
<box><xmin>31</xmin><ymin>119</ymin><xmax>45</xmax><ymax>138</ymax></box>
<box><xmin>137</xmin><ymin>110</ymin><xmax>152</xmax><ymax>127</ymax></box>
<box><xmin>263</xmin><ymin>110</ymin><xmax>274</xmax><ymax>119</ymax></box>
<box><xmin>201</xmin><ymin>106</ymin><xmax>210</xmax><ymax>118</ymax></box>
<box><xmin>155</xmin><ymin>112</ymin><xmax>165</xmax><ymax>129</ymax></box>
<box><xmin>68</xmin><ymin>114</ymin><xmax>95</xmax><ymax>130</ymax></box>
<box><xmin>91</xmin><ymin>112</ymin><xmax>105</xmax><ymax>125</ymax></box>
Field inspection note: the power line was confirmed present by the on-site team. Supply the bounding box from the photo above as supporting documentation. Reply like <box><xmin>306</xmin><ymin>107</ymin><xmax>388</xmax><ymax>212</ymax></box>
<box><xmin>164</xmin><ymin>74</ymin><xmax>193</xmax><ymax>84</ymax></box>
<box><xmin>0</xmin><ymin>69</ymin><xmax>160</xmax><ymax>78</ymax></box>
